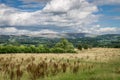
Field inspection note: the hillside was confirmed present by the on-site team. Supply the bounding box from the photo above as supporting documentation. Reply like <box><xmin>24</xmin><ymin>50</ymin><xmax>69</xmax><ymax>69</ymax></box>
<box><xmin>0</xmin><ymin>33</ymin><xmax>120</xmax><ymax>48</ymax></box>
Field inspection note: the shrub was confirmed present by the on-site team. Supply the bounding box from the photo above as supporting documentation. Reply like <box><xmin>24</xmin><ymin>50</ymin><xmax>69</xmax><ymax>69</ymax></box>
<box><xmin>77</xmin><ymin>44</ymin><xmax>82</xmax><ymax>50</ymax></box>
<box><xmin>50</xmin><ymin>48</ymin><xmax>65</xmax><ymax>53</ymax></box>
<box><xmin>83</xmin><ymin>44</ymin><xmax>89</xmax><ymax>49</ymax></box>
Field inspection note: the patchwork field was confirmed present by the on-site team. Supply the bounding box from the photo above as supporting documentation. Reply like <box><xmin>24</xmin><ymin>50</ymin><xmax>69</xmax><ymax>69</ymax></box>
<box><xmin>0</xmin><ymin>48</ymin><xmax>120</xmax><ymax>80</ymax></box>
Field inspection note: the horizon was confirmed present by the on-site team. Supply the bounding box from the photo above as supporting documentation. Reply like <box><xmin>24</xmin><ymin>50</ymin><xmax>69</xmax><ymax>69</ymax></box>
<box><xmin>0</xmin><ymin>32</ymin><xmax>119</xmax><ymax>37</ymax></box>
<box><xmin>0</xmin><ymin>0</ymin><xmax>120</xmax><ymax>35</ymax></box>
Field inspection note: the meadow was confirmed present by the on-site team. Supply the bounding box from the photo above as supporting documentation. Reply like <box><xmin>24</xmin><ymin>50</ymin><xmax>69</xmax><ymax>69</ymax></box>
<box><xmin>0</xmin><ymin>48</ymin><xmax>120</xmax><ymax>80</ymax></box>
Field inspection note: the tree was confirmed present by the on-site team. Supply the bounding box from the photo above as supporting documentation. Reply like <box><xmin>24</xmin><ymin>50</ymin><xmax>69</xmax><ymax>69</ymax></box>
<box><xmin>50</xmin><ymin>48</ymin><xmax>65</xmax><ymax>53</ymax></box>
<box><xmin>29</xmin><ymin>45</ymin><xmax>36</xmax><ymax>53</ymax></box>
<box><xmin>77</xmin><ymin>44</ymin><xmax>82</xmax><ymax>50</ymax></box>
<box><xmin>83</xmin><ymin>44</ymin><xmax>88</xmax><ymax>49</ymax></box>
<box><xmin>19</xmin><ymin>45</ymin><xmax>27</xmax><ymax>53</ymax></box>
<box><xmin>37</xmin><ymin>45</ymin><xmax>49</xmax><ymax>53</ymax></box>
<box><xmin>54</xmin><ymin>38</ymin><xmax>75</xmax><ymax>53</ymax></box>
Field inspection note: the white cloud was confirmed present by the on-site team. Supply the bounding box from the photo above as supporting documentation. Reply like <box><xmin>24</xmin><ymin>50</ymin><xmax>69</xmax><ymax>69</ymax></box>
<box><xmin>0</xmin><ymin>27</ymin><xmax>65</xmax><ymax>38</ymax></box>
<box><xmin>43</xmin><ymin>0</ymin><xmax>72</xmax><ymax>12</ymax></box>
<box><xmin>0</xmin><ymin>0</ymin><xmax>120</xmax><ymax>35</ymax></box>
<box><xmin>0</xmin><ymin>4</ymin><xmax>33</xmax><ymax>26</ymax></box>
<box><xmin>0</xmin><ymin>27</ymin><xmax>17</xmax><ymax>33</ymax></box>
<box><xmin>0</xmin><ymin>27</ymin><xmax>119</xmax><ymax>38</ymax></box>
<box><xmin>0</xmin><ymin>27</ymin><xmax>29</xmax><ymax>35</ymax></box>
<box><xmin>0</xmin><ymin>27</ymin><xmax>58</xmax><ymax>36</ymax></box>
<box><xmin>96</xmin><ymin>27</ymin><xmax>119</xmax><ymax>34</ymax></box>
<box><xmin>0</xmin><ymin>0</ymin><xmax>98</xmax><ymax>27</ymax></box>
<box><xmin>87</xmin><ymin>25</ymin><xmax>120</xmax><ymax>34</ymax></box>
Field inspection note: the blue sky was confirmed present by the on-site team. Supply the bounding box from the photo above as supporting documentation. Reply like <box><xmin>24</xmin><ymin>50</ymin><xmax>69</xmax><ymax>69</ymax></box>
<box><xmin>0</xmin><ymin>0</ymin><xmax>120</xmax><ymax>35</ymax></box>
<box><xmin>98</xmin><ymin>5</ymin><xmax>120</xmax><ymax>27</ymax></box>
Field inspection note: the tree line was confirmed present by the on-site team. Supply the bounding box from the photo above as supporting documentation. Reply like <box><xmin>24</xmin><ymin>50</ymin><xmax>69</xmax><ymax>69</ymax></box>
<box><xmin>0</xmin><ymin>38</ymin><xmax>76</xmax><ymax>53</ymax></box>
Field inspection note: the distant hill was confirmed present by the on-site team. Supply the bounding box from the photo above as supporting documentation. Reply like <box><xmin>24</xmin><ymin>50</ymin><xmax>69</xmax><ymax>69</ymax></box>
<box><xmin>0</xmin><ymin>33</ymin><xmax>120</xmax><ymax>48</ymax></box>
<box><xmin>0</xmin><ymin>33</ymin><xmax>119</xmax><ymax>40</ymax></box>
<box><xmin>0</xmin><ymin>33</ymin><xmax>96</xmax><ymax>38</ymax></box>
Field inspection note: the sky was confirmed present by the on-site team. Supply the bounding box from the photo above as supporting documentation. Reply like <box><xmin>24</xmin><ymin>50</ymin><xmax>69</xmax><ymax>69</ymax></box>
<box><xmin>0</xmin><ymin>0</ymin><xmax>120</xmax><ymax>35</ymax></box>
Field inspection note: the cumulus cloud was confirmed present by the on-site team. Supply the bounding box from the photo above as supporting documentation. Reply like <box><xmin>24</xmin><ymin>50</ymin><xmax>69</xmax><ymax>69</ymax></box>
<box><xmin>0</xmin><ymin>0</ymin><xmax>98</xmax><ymax>27</ymax></box>
<box><xmin>0</xmin><ymin>0</ymin><xmax>120</xmax><ymax>35</ymax></box>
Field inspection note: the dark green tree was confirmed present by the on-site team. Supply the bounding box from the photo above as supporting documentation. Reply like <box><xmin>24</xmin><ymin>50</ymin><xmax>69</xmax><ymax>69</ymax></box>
<box><xmin>83</xmin><ymin>44</ymin><xmax>88</xmax><ymax>49</ymax></box>
<box><xmin>77</xmin><ymin>44</ymin><xmax>82</xmax><ymax>50</ymax></box>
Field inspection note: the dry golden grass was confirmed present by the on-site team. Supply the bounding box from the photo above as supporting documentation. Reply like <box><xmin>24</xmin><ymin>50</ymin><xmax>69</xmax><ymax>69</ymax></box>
<box><xmin>0</xmin><ymin>48</ymin><xmax>120</xmax><ymax>62</ymax></box>
<box><xmin>0</xmin><ymin>48</ymin><xmax>120</xmax><ymax>80</ymax></box>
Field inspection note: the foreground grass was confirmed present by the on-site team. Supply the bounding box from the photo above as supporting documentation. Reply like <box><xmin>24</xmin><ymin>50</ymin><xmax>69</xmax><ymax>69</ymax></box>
<box><xmin>41</xmin><ymin>57</ymin><xmax>120</xmax><ymax>80</ymax></box>
<box><xmin>0</xmin><ymin>48</ymin><xmax>120</xmax><ymax>80</ymax></box>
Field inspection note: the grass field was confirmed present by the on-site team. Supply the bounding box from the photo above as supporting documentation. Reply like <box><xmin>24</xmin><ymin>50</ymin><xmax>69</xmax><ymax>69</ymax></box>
<box><xmin>0</xmin><ymin>48</ymin><xmax>120</xmax><ymax>80</ymax></box>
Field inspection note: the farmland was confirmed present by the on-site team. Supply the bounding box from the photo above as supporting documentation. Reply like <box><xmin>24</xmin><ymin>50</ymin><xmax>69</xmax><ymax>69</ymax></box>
<box><xmin>0</xmin><ymin>48</ymin><xmax>120</xmax><ymax>80</ymax></box>
<box><xmin>1</xmin><ymin>0</ymin><xmax>120</xmax><ymax>80</ymax></box>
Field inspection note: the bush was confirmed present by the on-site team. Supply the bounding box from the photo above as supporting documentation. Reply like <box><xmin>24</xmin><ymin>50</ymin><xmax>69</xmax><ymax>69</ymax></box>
<box><xmin>83</xmin><ymin>44</ymin><xmax>89</xmax><ymax>49</ymax></box>
<box><xmin>50</xmin><ymin>48</ymin><xmax>65</xmax><ymax>53</ymax></box>
<box><xmin>77</xmin><ymin>44</ymin><xmax>82</xmax><ymax>50</ymax></box>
